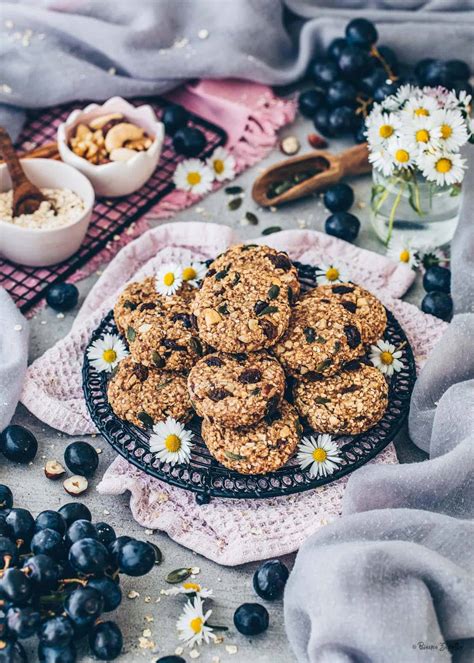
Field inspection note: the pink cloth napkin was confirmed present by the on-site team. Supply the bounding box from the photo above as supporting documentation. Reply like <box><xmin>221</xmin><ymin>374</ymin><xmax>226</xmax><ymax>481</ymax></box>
<box><xmin>21</xmin><ymin>222</ymin><xmax>448</xmax><ymax>565</ymax></box>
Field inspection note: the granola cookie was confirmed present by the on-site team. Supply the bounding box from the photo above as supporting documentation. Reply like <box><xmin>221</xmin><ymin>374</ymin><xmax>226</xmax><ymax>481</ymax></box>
<box><xmin>126</xmin><ymin>298</ymin><xmax>204</xmax><ymax>373</ymax></box>
<box><xmin>294</xmin><ymin>364</ymin><xmax>388</xmax><ymax>435</ymax></box>
<box><xmin>272</xmin><ymin>295</ymin><xmax>365</xmax><ymax>378</ymax></box>
<box><xmin>114</xmin><ymin>276</ymin><xmax>195</xmax><ymax>336</ymax></box>
<box><xmin>107</xmin><ymin>356</ymin><xmax>193</xmax><ymax>429</ymax></box>
<box><xmin>188</xmin><ymin>352</ymin><xmax>286</xmax><ymax>428</ymax></box>
<box><xmin>201</xmin><ymin>401</ymin><xmax>301</xmax><ymax>474</ymax></box>
<box><xmin>192</xmin><ymin>266</ymin><xmax>292</xmax><ymax>353</ymax></box>
<box><xmin>208</xmin><ymin>244</ymin><xmax>301</xmax><ymax>301</ymax></box>
<box><xmin>309</xmin><ymin>283</ymin><xmax>387</xmax><ymax>345</ymax></box>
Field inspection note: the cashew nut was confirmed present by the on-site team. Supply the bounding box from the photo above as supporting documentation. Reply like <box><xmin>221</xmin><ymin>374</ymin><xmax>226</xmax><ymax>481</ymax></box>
<box><xmin>109</xmin><ymin>147</ymin><xmax>138</xmax><ymax>162</ymax></box>
<box><xmin>89</xmin><ymin>112</ymin><xmax>124</xmax><ymax>130</ymax></box>
<box><xmin>105</xmin><ymin>122</ymin><xmax>144</xmax><ymax>152</ymax></box>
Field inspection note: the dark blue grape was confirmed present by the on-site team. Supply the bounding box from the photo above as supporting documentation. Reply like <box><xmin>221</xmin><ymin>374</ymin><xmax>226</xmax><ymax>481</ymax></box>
<box><xmin>422</xmin><ymin>60</ymin><xmax>450</xmax><ymax>87</ymax></box>
<box><xmin>415</xmin><ymin>58</ymin><xmax>435</xmax><ymax>83</ymax></box>
<box><xmin>87</xmin><ymin>577</ymin><xmax>122</xmax><ymax>612</ymax></box>
<box><xmin>373</xmin><ymin>80</ymin><xmax>400</xmax><ymax>103</ymax></box>
<box><xmin>64</xmin><ymin>587</ymin><xmax>104</xmax><ymax>627</ymax></box>
<box><xmin>6</xmin><ymin>508</ymin><xmax>35</xmax><ymax>545</ymax></box>
<box><xmin>23</xmin><ymin>554</ymin><xmax>60</xmax><ymax>590</ymax></box>
<box><xmin>95</xmin><ymin>522</ymin><xmax>116</xmax><ymax>547</ymax></box>
<box><xmin>156</xmin><ymin>657</ymin><xmax>186</xmax><ymax>663</ymax></box>
<box><xmin>327</xmin><ymin>80</ymin><xmax>357</xmax><ymax>108</ymax></box>
<box><xmin>360</xmin><ymin>68</ymin><xmax>388</xmax><ymax>95</ymax></box>
<box><xmin>117</xmin><ymin>540</ymin><xmax>156</xmax><ymax>576</ymax></box>
<box><xmin>353</xmin><ymin>119</ymin><xmax>367</xmax><ymax>144</ymax></box>
<box><xmin>39</xmin><ymin>615</ymin><xmax>75</xmax><ymax>648</ymax></box>
<box><xmin>446</xmin><ymin>59</ymin><xmax>470</xmax><ymax>81</ymax></box>
<box><xmin>325</xmin><ymin>212</ymin><xmax>360</xmax><ymax>243</ymax></box>
<box><xmin>421</xmin><ymin>292</ymin><xmax>453</xmax><ymax>321</ymax></box>
<box><xmin>65</xmin><ymin>520</ymin><xmax>97</xmax><ymax>546</ymax></box>
<box><xmin>0</xmin><ymin>568</ymin><xmax>33</xmax><ymax>606</ymax></box>
<box><xmin>327</xmin><ymin>37</ymin><xmax>347</xmax><ymax>61</ymax></box>
<box><xmin>338</xmin><ymin>46</ymin><xmax>373</xmax><ymax>78</ymax></box>
<box><xmin>310</xmin><ymin>58</ymin><xmax>340</xmax><ymax>88</ymax></box>
<box><xmin>31</xmin><ymin>528</ymin><xmax>65</xmax><ymax>561</ymax></box>
<box><xmin>313</xmin><ymin>107</ymin><xmax>334</xmax><ymax>137</ymax></box>
<box><xmin>38</xmin><ymin>642</ymin><xmax>76</xmax><ymax>663</ymax></box>
<box><xmin>324</xmin><ymin>183</ymin><xmax>354</xmax><ymax>213</ymax></box>
<box><xmin>253</xmin><ymin>560</ymin><xmax>289</xmax><ymax>600</ymax></box>
<box><xmin>108</xmin><ymin>535</ymin><xmax>133</xmax><ymax>564</ymax></box>
<box><xmin>298</xmin><ymin>89</ymin><xmax>325</xmax><ymax>118</ymax></box>
<box><xmin>375</xmin><ymin>45</ymin><xmax>399</xmax><ymax>74</ymax></box>
<box><xmin>58</xmin><ymin>503</ymin><xmax>91</xmax><ymax>527</ymax></box>
<box><xmin>345</xmin><ymin>18</ymin><xmax>378</xmax><ymax>49</ymax></box>
<box><xmin>0</xmin><ymin>485</ymin><xmax>13</xmax><ymax>510</ymax></box>
<box><xmin>172</xmin><ymin>127</ymin><xmax>206</xmax><ymax>157</ymax></box>
<box><xmin>423</xmin><ymin>266</ymin><xmax>451</xmax><ymax>294</ymax></box>
<box><xmin>0</xmin><ymin>536</ymin><xmax>17</xmax><ymax>569</ymax></box>
<box><xmin>69</xmin><ymin>538</ymin><xmax>109</xmax><ymax>576</ymax></box>
<box><xmin>46</xmin><ymin>283</ymin><xmax>79</xmax><ymax>312</ymax></box>
<box><xmin>328</xmin><ymin>106</ymin><xmax>356</xmax><ymax>135</ymax></box>
<box><xmin>35</xmin><ymin>510</ymin><xmax>67</xmax><ymax>536</ymax></box>
<box><xmin>162</xmin><ymin>105</ymin><xmax>189</xmax><ymax>136</ymax></box>
<box><xmin>7</xmin><ymin>606</ymin><xmax>41</xmax><ymax>639</ymax></box>
<box><xmin>0</xmin><ymin>425</ymin><xmax>37</xmax><ymax>464</ymax></box>
<box><xmin>234</xmin><ymin>603</ymin><xmax>269</xmax><ymax>635</ymax></box>
<box><xmin>89</xmin><ymin>621</ymin><xmax>123</xmax><ymax>660</ymax></box>
<box><xmin>64</xmin><ymin>441</ymin><xmax>99</xmax><ymax>477</ymax></box>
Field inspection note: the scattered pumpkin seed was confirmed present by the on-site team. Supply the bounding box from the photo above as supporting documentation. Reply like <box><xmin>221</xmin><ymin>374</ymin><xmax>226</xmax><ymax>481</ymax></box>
<box><xmin>334</xmin><ymin>341</ymin><xmax>341</xmax><ymax>352</ymax></box>
<box><xmin>232</xmin><ymin>272</ymin><xmax>241</xmax><ymax>286</ymax></box>
<box><xmin>256</xmin><ymin>305</ymin><xmax>278</xmax><ymax>317</ymax></box>
<box><xmin>137</xmin><ymin>411</ymin><xmax>154</xmax><ymax>429</ymax></box>
<box><xmin>268</xmin><ymin>284</ymin><xmax>280</xmax><ymax>300</ymax></box>
<box><xmin>304</xmin><ymin>327</ymin><xmax>316</xmax><ymax>343</ymax></box>
<box><xmin>123</xmin><ymin>300</ymin><xmax>136</xmax><ymax>310</ymax></box>
<box><xmin>126</xmin><ymin>326</ymin><xmax>136</xmax><ymax>342</ymax></box>
<box><xmin>217</xmin><ymin>303</ymin><xmax>229</xmax><ymax>315</ymax></box>
<box><xmin>224</xmin><ymin>450</ymin><xmax>247</xmax><ymax>461</ymax></box>
<box><xmin>245</xmin><ymin>211</ymin><xmax>259</xmax><ymax>225</ymax></box>
<box><xmin>262</xmin><ymin>226</ymin><xmax>282</xmax><ymax>236</ymax></box>
<box><xmin>315</xmin><ymin>359</ymin><xmax>333</xmax><ymax>372</ymax></box>
<box><xmin>215</xmin><ymin>266</ymin><xmax>230</xmax><ymax>281</ymax></box>
<box><xmin>225</xmin><ymin>185</ymin><xmax>243</xmax><ymax>195</ymax></box>
<box><xmin>189</xmin><ymin>337</ymin><xmax>203</xmax><ymax>356</ymax></box>
<box><xmin>166</xmin><ymin>568</ymin><xmax>193</xmax><ymax>584</ymax></box>
<box><xmin>207</xmin><ymin>624</ymin><xmax>229</xmax><ymax>632</ymax></box>
<box><xmin>314</xmin><ymin>396</ymin><xmax>331</xmax><ymax>404</ymax></box>
<box><xmin>228</xmin><ymin>197</ymin><xmax>242</xmax><ymax>211</ymax></box>
<box><xmin>151</xmin><ymin>351</ymin><xmax>165</xmax><ymax>368</ymax></box>
<box><xmin>146</xmin><ymin>541</ymin><xmax>163</xmax><ymax>565</ymax></box>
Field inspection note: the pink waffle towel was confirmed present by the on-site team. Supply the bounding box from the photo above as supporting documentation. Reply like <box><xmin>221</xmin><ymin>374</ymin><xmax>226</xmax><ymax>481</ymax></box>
<box><xmin>21</xmin><ymin>223</ymin><xmax>447</xmax><ymax>565</ymax></box>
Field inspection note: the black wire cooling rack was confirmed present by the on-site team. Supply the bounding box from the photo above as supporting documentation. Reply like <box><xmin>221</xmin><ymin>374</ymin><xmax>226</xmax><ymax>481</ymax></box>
<box><xmin>83</xmin><ymin>262</ymin><xmax>416</xmax><ymax>504</ymax></box>
<box><xmin>0</xmin><ymin>98</ymin><xmax>227</xmax><ymax>313</ymax></box>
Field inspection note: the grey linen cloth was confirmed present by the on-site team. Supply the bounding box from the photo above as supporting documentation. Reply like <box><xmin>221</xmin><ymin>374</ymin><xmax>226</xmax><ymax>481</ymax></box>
<box><xmin>0</xmin><ymin>289</ymin><xmax>29</xmax><ymax>431</ymax></box>
<box><xmin>284</xmin><ymin>156</ymin><xmax>474</xmax><ymax>662</ymax></box>
<box><xmin>0</xmin><ymin>0</ymin><xmax>473</xmax><ymax>140</ymax></box>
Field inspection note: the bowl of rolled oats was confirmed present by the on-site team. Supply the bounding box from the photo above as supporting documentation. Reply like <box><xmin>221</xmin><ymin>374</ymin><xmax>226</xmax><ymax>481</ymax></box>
<box><xmin>57</xmin><ymin>96</ymin><xmax>164</xmax><ymax>197</ymax></box>
<box><xmin>0</xmin><ymin>158</ymin><xmax>94</xmax><ymax>266</ymax></box>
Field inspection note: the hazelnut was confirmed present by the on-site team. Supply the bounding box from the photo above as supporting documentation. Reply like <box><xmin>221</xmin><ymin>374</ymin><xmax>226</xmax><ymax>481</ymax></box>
<box><xmin>44</xmin><ymin>460</ymin><xmax>66</xmax><ymax>480</ymax></box>
<box><xmin>63</xmin><ymin>475</ymin><xmax>88</xmax><ymax>496</ymax></box>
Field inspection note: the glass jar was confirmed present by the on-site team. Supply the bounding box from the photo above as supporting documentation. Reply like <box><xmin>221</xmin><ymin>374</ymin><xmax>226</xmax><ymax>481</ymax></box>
<box><xmin>370</xmin><ymin>169</ymin><xmax>463</xmax><ymax>246</ymax></box>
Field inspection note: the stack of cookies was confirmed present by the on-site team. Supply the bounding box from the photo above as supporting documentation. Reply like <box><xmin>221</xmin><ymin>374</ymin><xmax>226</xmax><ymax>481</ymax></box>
<box><xmin>108</xmin><ymin>244</ymin><xmax>390</xmax><ymax>476</ymax></box>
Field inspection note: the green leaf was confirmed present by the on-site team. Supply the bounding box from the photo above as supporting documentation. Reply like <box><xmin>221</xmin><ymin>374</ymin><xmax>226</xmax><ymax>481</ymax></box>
<box><xmin>262</xmin><ymin>226</ymin><xmax>282</xmax><ymax>236</ymax></box>
<box><xmin>371</xmin><ymin>184</ymin><xmax>385</xmax><ymax>204</ymax></box>
<box><xmin>450</xmin><ymin>185</ymin><xmax>462</xmax><ymax>197</ymax></box>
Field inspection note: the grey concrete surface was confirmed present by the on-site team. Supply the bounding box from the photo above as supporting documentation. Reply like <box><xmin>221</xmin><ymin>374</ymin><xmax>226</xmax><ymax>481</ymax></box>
<box><xmin>7</xmin><ymin>112</ymin><xmax>428</xmax><ymax>663</ymax></box>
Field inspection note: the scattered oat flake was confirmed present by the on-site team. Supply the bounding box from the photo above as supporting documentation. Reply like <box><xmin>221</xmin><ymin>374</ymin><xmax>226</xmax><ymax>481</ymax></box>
<box><xmin>213</xmin><ymin>635</ymin><xmax>224</xmax><ymax>645</ymax></box>
<box><xmin>5</xmin><ymin>20</ymin><xmax>13</xmax><ymax>29</ymax></box>
<box><xmin>108</xmin><ymin>67</ymin><xmax>116</xmax><ymax>75</ymax></box>
<box><xmin>357</xmin><ymin>201</ymin><xmax>367</xmax><ymax>209</ymax></box>
<box><xmin>173</xmin><ymin>37</ymin><xmax>188</xmax><ymax>48</ymax></box>
<box><xmin>144</xmin><ymin>615</ymin><xmax>154</xmax><ymax>623</ymax></box>
<box><xmin>138</xmin><ymin>636</ymin><xmax>155</xmax><ymax>650</ymax></box>
<box><xmin>145</xmin><ymin>529</ymin><xmax>153</xmax><ymax>535</ymax></box>
<box><xmin>226</xmin><ymin>645</ymin><xmax>238</xmax><ymax>654</ymax></box>
<box><xmin>191</xmin><ymin>566</ymin><xmax>200</xmax><ymax>574</ymax></box>
<box><xmin>143</xmin><ymin>628</ymin><xmax>152</xmax><ymax>637</ymax></box>
<box><xmin>0</xmin><ymin>83</ymin><xmax>12</xmax><ymax>95</ymax></box>
<box><xmin>198</xmin><ymin>29</ymin><xmax>209</xmax><ymax>39</ymax></box>
<box><xmin>175</xmin><ymin>647</ymin><xmax>184</xmax><ymax>656</ymax></box>
<box><xmin>189</xmin><ymin>650</ymin><xmax>200</xmax><ymax>659</ymax></box>
<box><xmin>127</xmin><ymin>590</ymin><xmax>140</xmax><ymax>599</ymax></box>
<box><xmin>56</xmin><ymin>313</ymin><xmax>64</xmax><ymax>319</ymax></box>
<box><xmin>212</xmin><ymin>657</ymin><xmax>221</xmax><ymax>663</ymax></box>
<box><xmin>103</xmin><ymin>509</ymin><xmax>110</xmax><ymax>516</ymax></box>
<box><xmin>96</xmin><ymin>448</ymin><xmax>102</xmax><ymax>454</ymax></box>
<box><xmin>144</xmin><ymin>596</ymin><xmax>151</xmax><ymax>603</ymax></box>
<box><xmin>13</xmin><ymin>324</ymin><xmax>22</xmax><ymax>331</ymax></box>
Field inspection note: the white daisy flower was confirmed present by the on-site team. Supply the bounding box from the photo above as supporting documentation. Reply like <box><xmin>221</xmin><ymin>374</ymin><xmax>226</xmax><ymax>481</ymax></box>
<box><xmin>181</xmin><ymin>261</ymin><xmax>207</xmax><ymax>287</ymax></box>
<box><xmin>369</xmin><ymin>339</ymin><xmax>405</xmax><ymax>377</ymax></box>
<box><xmin>368</xmin><ymin>147</ymin><xmax>394</xmax><ymax>177</ymax></box>
<box><xmin>167</xmin><ymin>582</ymin><xmax>213</xmax><ymax>599</ymax></box>
<box><xmin>395</xmin><ymin>84</ymin><xmax>417</xmax><ymax>108</ymax></box>
<box><xmin>400</xmin><ymin>115</ymin><xmax>441</xmax><ymax>151</ymax></box>
<box><xmin>149</xmin><ymin>417</ymin><xmax>194</xmax><ymax>465</ymax></box>
<box><xmin>386</xmin><ymin>235</ymin><xmax>419</xmax><ymax>270</ymax></box>
<box><xmin>445</xmin><ymin>88</ymin><xmax>472</xmax><ymax>112</ymax></box>
<box><xmin>176</xmin><ymin>596</ymin><xmax>215</xmax><ymax>648</ymax></box>
<box><xmin>173</xmin><ymin>159</ymin><xmax>213</xmax><ymax>195</ymax></box>
<box><xmin>431</xmin><ymin>109</ymin><xmax>469</xmax><ymax>152</ymax></box>
<box><xmin>403</xmin><ymin>94</ymin><xmax>439</xmax><ymax>119</ymax></box>
<box><xmin>366</xmin><ymin>110</ymin><xmax>400</xmax><ymax>147</ymax></box>
<box><xmin>206</xmin><ymin>147</ymin><xmax>236</xmax><ymax>182</ymax></box>
<box><xmin>297</xmin><ymin>434</ymin><xmax>342</xmax><ymax>479</ymax></box>
<box><xmin>155</xmin><ymin>263</ymin><xmax>183</xmax><ymax>296</ymax></box>
<box><xmin>316</xmin><ymin>264</ymin><xmax>348</xmax><ymax>285</ymax></box>
<box><xmin>418</xmin><ymin>150</ymin><xmax>466</xmax><ymax>186</ymax></box>
<box><xmin>389</xmin><ymin>139</ymin><xmax>417</xmax><ymax>171</ymax></box>
<box><xmin>87</xmin><ymin>333</ymin><xmax>128</xmax><ymax>373</ymax></box>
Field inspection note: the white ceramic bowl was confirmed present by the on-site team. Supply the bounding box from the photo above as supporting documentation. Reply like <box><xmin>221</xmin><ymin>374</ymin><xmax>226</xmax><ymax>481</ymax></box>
<box><xmin>0</xmin><ymin>159</ymin><xmax>95</xmax><ymax>267</ymax></box>
<box><xmin>57</xmin><ymin>97</ymin><xmax>165</xmax><ymax>197</ymax></box>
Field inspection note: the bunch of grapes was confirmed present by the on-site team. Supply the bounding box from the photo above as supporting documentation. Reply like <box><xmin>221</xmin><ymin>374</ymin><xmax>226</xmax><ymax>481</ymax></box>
<box><xmin>298</xmin><ymin>17</ymin><xmax>472</xmax><ymax>143</ymax></box>
<box><xmin>0</xmin><ymin>484</ymin><xmax>157</xmax><ymax>662</ymax></box>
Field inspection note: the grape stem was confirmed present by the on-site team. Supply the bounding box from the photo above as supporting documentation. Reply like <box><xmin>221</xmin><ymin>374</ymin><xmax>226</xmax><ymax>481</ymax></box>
<box><xmin>355</xmin><ymin>95</ymin><xmax>373</xmax><ymax>118</ymax></box>
<box><xmin>370</xmin><ymin>46</ymin><xmax>397</xmax><ymax>81</ymax></box>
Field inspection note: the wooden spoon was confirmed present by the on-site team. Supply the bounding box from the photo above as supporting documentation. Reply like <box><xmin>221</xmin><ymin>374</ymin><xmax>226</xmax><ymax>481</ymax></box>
<box><xmin>252</xmin><ymin>143</ymin><xmax>371</xmax><ymax>208</ymax></box>
<box><xmin>0</xmin><ymin>126</ymin><xmax>49</xmax><ymax>217</ymax></box>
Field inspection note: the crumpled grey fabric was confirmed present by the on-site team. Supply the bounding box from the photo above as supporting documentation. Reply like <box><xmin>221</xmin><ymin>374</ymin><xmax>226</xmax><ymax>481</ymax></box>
<box><xmin>1</xmin><ymin>0</ymin><xmax>473</xmax><ymax>140</ymax></box>
<box><xmin>0</xmin><ymin>289</ymin><xmax>29</xmax><ymax>431</ymax></box>
<box><xmin>284</xmin><ymin>150</ymin><xmax>474</xmax><ymax>662</ymax></box>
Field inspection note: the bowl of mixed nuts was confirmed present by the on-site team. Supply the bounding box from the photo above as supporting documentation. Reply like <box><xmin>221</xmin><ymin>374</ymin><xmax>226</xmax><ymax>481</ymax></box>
<box><xmin>57</xmin><ymin>96</ymin><xmax>164</xmax><ymax>197</ymax></box>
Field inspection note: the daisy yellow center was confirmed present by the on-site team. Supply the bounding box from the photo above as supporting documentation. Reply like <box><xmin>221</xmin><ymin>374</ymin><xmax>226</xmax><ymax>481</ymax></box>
<box><xmin>183</xmin><ymin>582</ymin><xmax>201</xmax><ymax>591</ymax></box>
<box><xmin>312</xmin><ymin>448</ymin><xmax>327</xmax><ymax>463</ymax></box>
<box><xmin>379</xmin><ymin>124</ymin><xmax>393</xmax><ymax>139</ymax></box>
<box><xmin>414</xmin><ymin>108</ymin><xmax>429</xmax><ymax>117</ymax></box>
<box><xmin>190</xmin><ymin>617</ymin><xmax>203</xmax><ymax>634</ymax></box>
<box><xmin>213</xmin><ymin>159</ymin><xmax>225</xmax><ymax>174</ymax></box>
<box><xmin>395</xmin><ymin>149</ymin><xmax>409</xmax><ymax>163</ymax></box>
<box><xmin>182</xmin><ymin>267</ymin><xmax>197</xmax><ymax>281</ymax></box>
<box><xmin>380</xmin><ymin>351</ymin><xmax>394</xmax><ymax>365</ymax></box>
<box><xmin>164</xmin><ymin>434</ymin><xmax>181</xmax><ymax>452</ymax></box>
<box><xmin>441</xmin><ymin>124</ymin><xmax>452</xmax><ymax>139</ymax></box>
<box><xmin>325</xmin><ymin>267</ymin><xmax>340</xmax><ymax>281</ymax></box>
<box><xmin>163</xmin><ymin>272</ymin><xmax>175</xmax><ymax>286</ymax></box>
<box><xmin>102</xmin><ymin>349</ymin><xmax>117</xmax><ymax>363</ymax></box>
<box><xmin>436</xmin><ymin>158</ymin><xmax>452</xmax><ymax>173</ymax></box>
<box><xmin>415</xmin><ymin>129</ymin><xmax>430</xmax><ymax>143</ymax></box>
<box><xmin>187</xmin><ymin>171</ymin><xmax>202</xmax><ymax>186</ymax></box>
<box><xmin>399</xmin><ymin>249</ymin><xmax>410</xmax><ymax>263</ymax></box>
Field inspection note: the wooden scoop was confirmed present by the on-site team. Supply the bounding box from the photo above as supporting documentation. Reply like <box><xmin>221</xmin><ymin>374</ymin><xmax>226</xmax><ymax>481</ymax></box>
<box><xmin>0</xmin><ymin>126</ymin><xmax>48</xmax><ymax>217</ymax></box>
<box><xmin>252</xmin><ymin>143</ymin><xmax>371</xmax><ymax>208</ymax></box>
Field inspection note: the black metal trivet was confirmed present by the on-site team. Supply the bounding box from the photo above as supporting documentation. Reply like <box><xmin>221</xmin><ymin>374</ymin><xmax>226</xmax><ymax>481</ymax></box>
<box><xmin>83</xmin><ymin>262</ymin><xmax>416</xmax><ymax>503</ymax></box>
<box><xmin>1</xmin><ymin>98</ymin><xmax>227</xmax><ymax>313</ymax></box>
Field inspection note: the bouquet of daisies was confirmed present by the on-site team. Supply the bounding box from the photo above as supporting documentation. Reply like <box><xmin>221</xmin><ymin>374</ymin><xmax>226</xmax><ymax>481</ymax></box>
<box><xmin>365</xmin><ymin>84</ymin><xmax>472</xmax><ymax>186</ymax></box>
